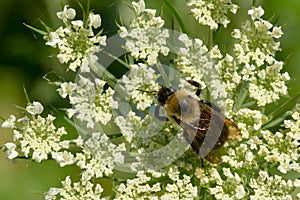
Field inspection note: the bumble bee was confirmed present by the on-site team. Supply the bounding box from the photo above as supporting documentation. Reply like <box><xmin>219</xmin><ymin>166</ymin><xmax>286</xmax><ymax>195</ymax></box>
<box><xmin>154</xmin><ymin>80</ymin><xmax>241</xmax><ymax>164</ymax></box>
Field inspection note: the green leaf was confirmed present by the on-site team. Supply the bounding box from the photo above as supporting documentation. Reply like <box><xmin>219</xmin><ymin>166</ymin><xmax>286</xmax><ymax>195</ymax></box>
<box><xmin>23</xmin><ymin>23</ymin><xmax>48</xmax><ymax>36</ymax></box>
<box><xmin>267</xmin><ymin>90</ymin><xmax>300</xmax><ymax>121</ymax></box>
<box><xmin>241</xmin><ymin>101</ymin><xmax>256</xmax><ymax>108</ymax></box>
<box><xmin>233</xmin><ymin>82</ymin><xmax>249</xmax><ymax>112</ymax></box>
<box><xmin>162</xmin><ymin>0</ymin><xmax>188</xmax><ymax>34</ymax></box>
<box><xmin>262</xmin><ymin>111</ymin><xmax>290</xmax><ymax>130</ymax></box>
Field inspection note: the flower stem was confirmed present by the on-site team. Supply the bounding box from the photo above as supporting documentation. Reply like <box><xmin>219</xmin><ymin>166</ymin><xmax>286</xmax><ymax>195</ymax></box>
<box><xmin>90</xmin><ymin>62</ymin><xmax>118</xmax><ymax>88</ymax></box>
<box><xmin>89</xmin><ymin>62</ymin><xmax>131</xmax><ymax>104</ymax></box>
<box><xmin>103</xmin><ymin>51</ymin><xmax>131</xmax><ymax>69</ymax></box>
<box><xmin>208</xmin><ymin>29</ymin><xmax>213</xmax><ymax>49</ymax></box>
<box><xmin>23</xmin><ymin>86</ymin><xmax>30</xmax><ymax>104</ymax></box>
<box><xmin>162</xmin><ymin>0</ymin><xmax>188</xmax><ymax>34</ymax></box>
<box><xmin>233</xmin><ymin>81</ymin><xmax>248</xmax><ymax>112</ymax></box>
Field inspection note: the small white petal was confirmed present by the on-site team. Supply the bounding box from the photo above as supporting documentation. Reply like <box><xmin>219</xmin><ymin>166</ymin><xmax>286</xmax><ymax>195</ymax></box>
<box><xmin>2</xmin><ymin>115</ymin><xmax>16</xmax><ymax>128</ymax></box>
<box><xmin>89</xmin><ymin>13</ymin><xmax>101</xmax><ymax>28</ymax></box>
<box><xmin>71</xmin><ymin>20</ymin><xmax>84</xmax><ymax>29</ymax></box>
<box><xmin>26</xmin><ymin>101</ymin><xmax>44</xmax><ymax>115</ymax></box>
<box><xmin>4</xmin><ymin>143</ymin><xmax>18</xmax><ymax>159</ymax></box>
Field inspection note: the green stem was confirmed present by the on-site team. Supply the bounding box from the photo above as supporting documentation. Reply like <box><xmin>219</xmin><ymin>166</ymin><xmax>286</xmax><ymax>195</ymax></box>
<box><xmin>208</xmin><ymin>29</ymin><xmax>213</xmax><ymax>49</ymax></box>
<box><xmin>103</xmin><ymin>51</ymin><xmax>131</xmax><ymax>69</ymax></box>
<box><xmin>162</xmin><ymin>0</ymin><xmax>188</xmax><ymax>34</ymax></box>
<box><xmin>233</xmin><ymin>81</ymin><xmax>248</xmax><ymax>112</ymax></box>
<box><xmin>89</xmin><ymin>62</ymin><xmax>118</xmax><ymax>88</ymax></box>
<box><xmin>252</xmin><ymin>0</ymin><xmax>257</xmax><ymax>6</ymax></box>
<box><xmin>23</xmin><ymin>86</ymin><xmax>30</xmax><ymax>103</ymax></box>
<box><xmin>89</xmin><ymin>62</ymin><xmax>131</xmax><ymax>103</ymax></box>
<box><xmin>85</xmin><ymin>0</ymin><xmax>91</xmax><ymax>26</ymax></box>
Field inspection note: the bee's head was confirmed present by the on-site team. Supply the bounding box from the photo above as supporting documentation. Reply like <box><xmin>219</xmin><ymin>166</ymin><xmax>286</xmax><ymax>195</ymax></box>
<box><xmin>157</xmin><ymin>86</ymin><xmax>176</xmax><ymax>106</ymax></box>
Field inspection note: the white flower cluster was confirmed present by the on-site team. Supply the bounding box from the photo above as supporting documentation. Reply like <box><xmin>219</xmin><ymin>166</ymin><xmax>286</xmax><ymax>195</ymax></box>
<box><xmin>215</xmin><ymin>54</ymin><xmax>241</xmax><ymax>96</ymax></box>
<box><xmin>232</xmin><ymin>6</ymin><xmax>289</xmax><ymax>106</ymax></box>
<box><xmin>219</xmin><ymin>107</ymin><xmax>300</xmax><ymax>197</ymax></box>
<box><xmin>258</xmin><ymin>108</ymin><xmax>300</xmax><ymax>174</ymax></box>
<box><xmin>160</xmin><ymin>167</ymin><xmax>197</xmax><ymax>200</ymax></box>
<box><xmin>58</xmin><ymin>75</ymin><xmax>118</xmax><ymax>129</ymax></box>
<box><xmin>45</xmin><ymin>5</ymin><xmax>107</xmax><ymax>71</ymax></box>
<box><xmin>45</xmin><ymin>176</ymin><xmax>103</xmax><ymax>200</ymax></box>
<box><xmin>176</xmin><ymin>34</ymin><xmax>228</xmax><ymax>103</ymax></box>
<box><xmin>248</xmin><ymin>61</ymin><xmax>290</xmax><ymax>106</ymax></box>
<box><xmin>119</xmin><ymin>0</ymin><xmax>169</xmax><ymax>65</ymax></box>
<box><xmin>187</xmin><ymin>0</ymin><xmax>238</xmax><ymax>30</ymax></box>
<box><xmin>115</xmin><ymin>111</ymin><xmax>157</xmax><ymax>145</ymax></box>
<box><xmin>74</xmin><ymin>133</ymin><xmax>126</xmax><ymax>179</ymax></box>
<box><xmin>176</xmin><ymin>34</ymin><xmax>209</xmax><ymax>78</ymax></box>
<box><xmin>221</xmin><ymin>109</ymin><xmax>267</xmax><ymax>169</ymax></box>
<box><xmin>232</xmin><ymin>6</ymin><xmax>283</xmax><ymax>64</ymax></box>
<box><xmin>2</xmin><ymin>102</ymin><xmax>69</xmax><ymax>162</ymax></box>
<box><xmin>176</xmin><ymin>34</ymin><xmax>212</xmax><ymax>88</ymax></box>
<box><xmin>235</xmin><ymin>108</ymin><xmax>267</xmax><ymax>139</ymax></box>
<box><xmin>120</xmin><ymin>63</ymin><xmax>159</xmax><ymax>110</ymax></box>
<box><xmin>195</xmin><ymin>167</ymin><xmax>246</xmax><ymax>199</ymax></box>
<box><xmin>249</xmin><ymin>171</ymin><xmax>299</xmax><ymax>200</ymax></box>
<box><xmin>115</xmin><ymin>168</ymin><xmax>197</xmax><ymax>200</ymax></box>
<box><xmin>115</xmin><ymin>171</ymin><xmax>161</xmax><ymax>200</ymax></box>
<box><xmin>3</xmin><ymin>1</ymin><xmax>299</xmax><ymax>199</ymax></box>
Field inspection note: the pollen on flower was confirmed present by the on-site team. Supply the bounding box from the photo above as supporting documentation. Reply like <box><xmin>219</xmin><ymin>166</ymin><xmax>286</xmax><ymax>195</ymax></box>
<box><xmin>52</xmin><ymin>151</ymin><xmax>75</xmax><ymax>167</ymax></box>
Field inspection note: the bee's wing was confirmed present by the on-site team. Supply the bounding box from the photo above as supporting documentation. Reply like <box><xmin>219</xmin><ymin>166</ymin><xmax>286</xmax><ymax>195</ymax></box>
<box><xmin>178</xmin><ymin>101</ymin><xmax>224</xmax><ymax>145</ymax></box>
<box><xmin>178</xmin><ymin>101</ymin><xmax>240</xmax><ymax>164</ymax></box>
<box><xmin>224</xmin><ymin>117</ymin><xmax>242</xmax><ymax>140</ymax></box>
<box><xmin>203</xmin><ymin>148</ymin><xmax>223</xmax><ymax>164</ymax></box>
<box><xmin>182</xmin><ymin>126</ymin><xmax>223</xmax><ymax>164</ymax></box>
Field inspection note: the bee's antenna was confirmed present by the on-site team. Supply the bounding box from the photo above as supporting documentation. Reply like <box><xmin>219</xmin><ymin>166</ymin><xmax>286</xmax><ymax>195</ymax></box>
<box><xmin>136</xmin><ymin>88</ymin><xmax>157</xmax><ymax>95</ymax></box>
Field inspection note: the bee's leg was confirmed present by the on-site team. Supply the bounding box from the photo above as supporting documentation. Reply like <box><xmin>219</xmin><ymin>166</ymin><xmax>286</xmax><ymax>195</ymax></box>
<box><xmin>201</xmin><ymin>158</ymin><xmax>204</xmax><ymax>167</ymax></box>
<box><xmin>186</xmin><ymin>80</ymin><xmax>202</xmax><ymax>96</ymax></box>
<box><xmin>154</xmin><ymin>105</ymin><xmax>169</xmax><ymax>121</ymax></box>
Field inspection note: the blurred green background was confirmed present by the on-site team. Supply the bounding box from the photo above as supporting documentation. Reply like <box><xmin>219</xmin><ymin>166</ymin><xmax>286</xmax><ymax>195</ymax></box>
<box><xmin>0</xmin><ymin>0</ymin><xmax>299</xmax><ymax>199</ymax></box>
